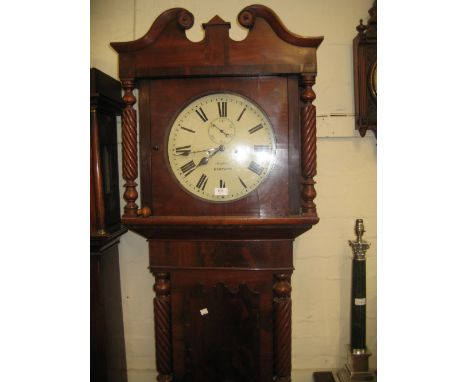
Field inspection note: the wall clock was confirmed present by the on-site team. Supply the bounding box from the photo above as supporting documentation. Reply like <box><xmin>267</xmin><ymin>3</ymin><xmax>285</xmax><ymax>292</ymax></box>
<box><xmin>111</xmin><ymin>5</ymin><xmax>322</xmax><ymax>382</ymax></box>
<box><xmin>353</xmin><ymin>0</ymin><xmax>377</xmax><ymax>138</ymax></box>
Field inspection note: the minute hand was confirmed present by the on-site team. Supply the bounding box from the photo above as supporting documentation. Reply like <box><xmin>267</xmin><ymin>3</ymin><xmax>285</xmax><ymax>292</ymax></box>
<box><xmin>175</xmin><ymin>147</ymin><xmax>217</xmax><ymax>156</ymax></box>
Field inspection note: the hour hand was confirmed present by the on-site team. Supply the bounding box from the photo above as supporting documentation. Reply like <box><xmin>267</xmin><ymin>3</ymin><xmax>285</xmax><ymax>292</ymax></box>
<box><xmin>195</xmin><ymin>145</ymin><xmax>225</xmax><ymax>167</ymax></box>
<box><xmin>196</xmin><ymin>156</ymin><xmax>210</xmax><ymax>166</ymax></box>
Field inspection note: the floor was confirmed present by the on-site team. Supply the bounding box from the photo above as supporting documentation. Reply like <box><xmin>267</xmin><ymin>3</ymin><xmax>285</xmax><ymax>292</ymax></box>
<box><xmin>292</xmin><ymin>369</ymin><xmax>336</xmax><ymax>382</ymax></box>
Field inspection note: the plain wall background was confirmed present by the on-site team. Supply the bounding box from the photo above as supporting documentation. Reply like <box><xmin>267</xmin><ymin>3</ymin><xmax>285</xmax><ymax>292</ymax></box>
<box><xmin>91</xmin><ymin>1</ymin><xmax>376</xmax><ymax>380</ymax></box>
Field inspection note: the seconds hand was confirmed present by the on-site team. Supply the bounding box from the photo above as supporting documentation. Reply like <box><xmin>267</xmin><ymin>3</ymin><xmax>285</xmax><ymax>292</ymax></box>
<box><xmin>212</xmin><ymin>123</ymin><xmax>230</xmax><ymax>137</ymax></box>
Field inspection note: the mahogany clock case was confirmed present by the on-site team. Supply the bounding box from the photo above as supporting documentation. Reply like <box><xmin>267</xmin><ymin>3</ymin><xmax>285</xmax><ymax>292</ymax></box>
<box><xmin>110</xmin><ymin>5</ymin><xmax>323</xmax><ymax>382</ymax></box>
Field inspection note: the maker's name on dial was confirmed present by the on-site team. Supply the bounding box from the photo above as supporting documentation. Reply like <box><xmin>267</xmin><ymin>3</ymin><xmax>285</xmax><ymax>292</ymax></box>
<box><xmin>214</xmin><ymin>167</ymin><xmax>233</xmax><ymax>171</ymax></box>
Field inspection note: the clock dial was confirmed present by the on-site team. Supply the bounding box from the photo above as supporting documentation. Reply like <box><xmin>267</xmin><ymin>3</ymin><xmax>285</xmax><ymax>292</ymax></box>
<box><xmin>167</xmin><ymin>93</ymin><xmax>276</xmax><ymax>202</ymax></box>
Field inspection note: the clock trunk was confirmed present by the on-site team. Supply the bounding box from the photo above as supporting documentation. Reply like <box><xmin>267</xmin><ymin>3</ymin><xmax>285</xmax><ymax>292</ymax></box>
<box><xmin>150</xmin><ymin>239</ymin><xmax>293</xmax><ymax>382</ymax></box>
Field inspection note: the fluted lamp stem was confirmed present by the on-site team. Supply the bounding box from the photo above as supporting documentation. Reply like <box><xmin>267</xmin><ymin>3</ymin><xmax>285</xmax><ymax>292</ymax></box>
<box><xmin>349</xmin><ymin>219</ymin><xmax>369</xmax><ymax>353</ymax></box>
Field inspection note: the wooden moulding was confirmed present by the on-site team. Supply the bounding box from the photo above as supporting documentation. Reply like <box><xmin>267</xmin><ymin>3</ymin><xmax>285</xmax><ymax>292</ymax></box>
<box><xmin>110</xmin><ymin>5</ymin><xmax>323</xmax><ymax>78</ymax></box>
<box><xmin>122</xmin><ymin>215</ymin><xmax>318</xmax><ymax>240</ymax></box>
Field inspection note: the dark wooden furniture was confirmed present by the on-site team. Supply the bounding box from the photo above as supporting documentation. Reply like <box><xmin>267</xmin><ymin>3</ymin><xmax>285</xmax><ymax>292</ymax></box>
<box><xmin>111</xmin><ymin>5</ymin><xmax>322</xmax><ymax>381</ymax></box>
<box><xmin>90</xmin><ymin>68</ymin><xmax>128</xmax><ymax>382</ymax></box>
<box><xmin>353</xmin><ymin>0</ymin><xmax>377</xmax><ymax>138</ymax></box>
<box><xmin>313</xmin><ymin>371</ymin><xmax>377</xmax><ymax>382</ymax></box>
<box><xmin>313</xmin><ymin>372</ymin><xmax>338</xmax><ymax>382</ymax></box>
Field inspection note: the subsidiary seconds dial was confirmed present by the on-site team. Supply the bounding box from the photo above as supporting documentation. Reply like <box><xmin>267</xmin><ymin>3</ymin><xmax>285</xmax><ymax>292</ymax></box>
<box><xmin>167</xmin><ymin>93</ymin><xmax>276</xmax><ymax>202</ymax></box>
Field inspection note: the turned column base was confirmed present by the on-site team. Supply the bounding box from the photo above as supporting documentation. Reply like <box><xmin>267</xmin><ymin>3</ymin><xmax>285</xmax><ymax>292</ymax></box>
<box><xmin>336</xmin><ymin>346</ymin><xmax>376</xmax><ymax>382</ymax></box>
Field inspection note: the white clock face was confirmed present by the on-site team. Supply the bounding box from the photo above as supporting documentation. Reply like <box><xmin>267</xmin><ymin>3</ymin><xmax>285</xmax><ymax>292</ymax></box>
<box><xmin>167</xmin><ymin>92</ymin><xmax>276</xmax><ymax>202</ymax></box>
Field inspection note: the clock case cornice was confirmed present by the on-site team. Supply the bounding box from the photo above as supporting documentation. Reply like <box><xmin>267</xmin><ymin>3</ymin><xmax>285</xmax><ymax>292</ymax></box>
<box><xmin>110</xmin><ymin>4</ymin><xmax>323</xmax><ymax>79</ymax></box>
<box><xmin>111</xmin><ymin>4</ymin><xmax>323</xmax><ymax>240</ymax></box>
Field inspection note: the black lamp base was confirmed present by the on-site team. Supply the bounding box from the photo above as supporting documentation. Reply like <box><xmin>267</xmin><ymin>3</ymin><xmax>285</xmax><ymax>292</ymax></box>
<box><xmin>336</xmin><ymin>346</ymin><xmax>376</xmax><ymax>382</ymax></box>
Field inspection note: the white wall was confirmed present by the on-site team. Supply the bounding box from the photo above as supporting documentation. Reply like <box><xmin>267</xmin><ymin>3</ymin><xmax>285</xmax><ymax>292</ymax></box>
<box><xmin>91</xmin><ymin>1</ymin><xmax>376</xmax><ymax>380</ymax></box>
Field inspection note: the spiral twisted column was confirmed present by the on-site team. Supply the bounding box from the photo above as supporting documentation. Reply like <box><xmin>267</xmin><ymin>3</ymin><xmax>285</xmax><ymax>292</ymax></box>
<box><xmin>300</xmin><ymin>73</ymin><xmax>318</xmax><ymax>217</ymax></box>
<box><xmin>121</xmin><ymin>78</ymin><xmax>139</xmax><ymax>216</ymax></box>
<box><xmin>273</xmin><ymin>273</ymin><xmax>292</xmax><ymax>382</ymax></box>
<box><xmin>153</xmin><ymin>272</ymin><xmax>173</xmax><ymax>382</ymax></box>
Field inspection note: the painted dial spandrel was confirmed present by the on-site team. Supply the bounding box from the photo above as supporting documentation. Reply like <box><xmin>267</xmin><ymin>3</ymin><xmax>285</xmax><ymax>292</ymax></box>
<box><xmin>167</xmin><ymin>93</ymin><xmax>276</xmax><ymax>202</ymax></box>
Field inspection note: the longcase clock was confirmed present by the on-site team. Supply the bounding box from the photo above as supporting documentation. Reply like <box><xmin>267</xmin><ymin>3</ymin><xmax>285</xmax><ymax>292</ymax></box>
<box><xmin>90</xmin><ymin>68</ymin><xmax>128</xmax><ymax>382</ymax></box>
<box><xmin>111</xmin><ymin>5</ymin><xmax>323</xmax><ymax>382</ymax></box>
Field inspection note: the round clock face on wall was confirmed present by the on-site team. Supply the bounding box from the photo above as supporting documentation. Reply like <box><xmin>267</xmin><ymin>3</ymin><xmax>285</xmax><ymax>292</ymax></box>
<box><xmin>167</xmin><ymin>92</ymin><xmax>276</xmax><ymax>202</ymax></box>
